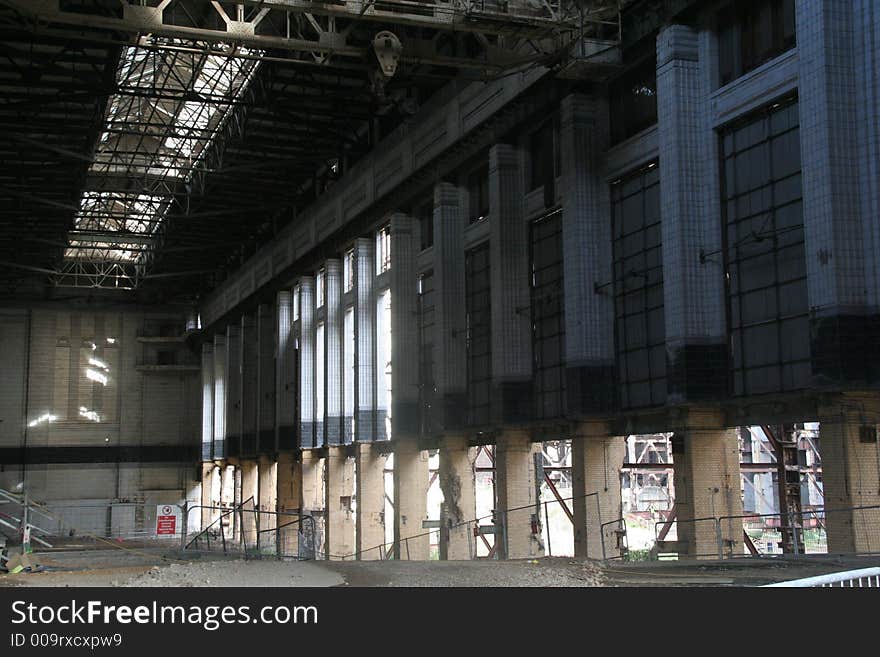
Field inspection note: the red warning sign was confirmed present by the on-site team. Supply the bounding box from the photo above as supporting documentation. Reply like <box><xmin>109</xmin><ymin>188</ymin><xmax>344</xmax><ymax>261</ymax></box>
<box><xmin>156</xmin><ymin>504</ymin><xmax>177</xmax><ymax>535</ymax></box>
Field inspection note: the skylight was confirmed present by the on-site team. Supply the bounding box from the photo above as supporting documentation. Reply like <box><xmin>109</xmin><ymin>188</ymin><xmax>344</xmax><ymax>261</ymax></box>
<box><xmin>60</xmin><ymin>38</ymin><xmax>260</xmax><ymax>287</ymax></box>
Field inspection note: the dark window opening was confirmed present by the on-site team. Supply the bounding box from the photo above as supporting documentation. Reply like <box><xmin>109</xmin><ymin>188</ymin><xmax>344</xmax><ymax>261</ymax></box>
<box><xmin>611</xmin><ymin>162</ymin><xmax>666</xmax><ymax>409</ymax></box>
<box><xmin>718</xmin><ymin>0</ymin><xmax>796</xmax><ymax>87</ymax></box>
<box><xmin>609</xmin><ymin>55</ymin><xmax>658</xmax><ymax>145</ymax></box>
<box><xmin>721</xmin><ymin>96</ymin><xmax>808</xmax><ymax>396</ymax></box>
<box><xmin>530</xmin><ymin>210</ymin><xmax>566</xmax><ymax>420</ymax></box>
<box><xmin>529</xmin><ymin>119</ymin><xmax>558</xmax><ymax>194</ymax></box>
<box><xmin>465</xmin><ymin>243</ymin><xmax>492</xmax><ymax>427</ymax></box>
<box><xmin>417</xmin><ymin>199</ymin><xmax>434</xmax><ymax>251</ymax></box>
<box><xmin>467</xmin><ymin>164</ymin><xmax>490</xmax><ymax>225</ymax></box>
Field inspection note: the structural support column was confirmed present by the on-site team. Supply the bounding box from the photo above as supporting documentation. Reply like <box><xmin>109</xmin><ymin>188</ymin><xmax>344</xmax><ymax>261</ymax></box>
<box><xmin>439</xmin><ymin>435</ymin><xmax>476</xmax><ymax>560</ymax></box>
<box><xmin>355</xmin><ymin>443</ymin><xmax>386</xmax><ymax>560</ymax></box>
<box><xmin>325</xmin><ymin>259</ymin><xmax>343</xmax><ymax>445</ymax></box>
<box><xmin>276</xmin><ymin>451</ymin><xmax>301</xmax><ymax>555</ymax></box>
<box><xmin>240</xmin><ymin>315</ymin><xmax>257</xmax><ymax>456</ymax></box>
<box><xmin>325</xmin><ymin>446</ymin><xmax>355</xmax><ymax>559</ymax></box>
<box><xmin>212</xmin><ymin>334</ymin><xmax>227</xmax><ymax>459</ymax></box>
<box><xmin>559</xmin><ymin>93</ymin><xmax>615</xmax><ymax>414</ymax></box>
<box><xmin>433</xmin><ymin>182</ymin><xmax>467</xmax><ymax>430</ymax></box>
<box><xmin>354</xmin><ymin>238</ymin><xmax>376</xmax><ymax>441</ymax></box>
<box><xmin>201</xmin><ymin>343</ymin><xmax>213</xmax><ymax>462</ymax></box>
<box><xmin>299</xmin><ymin>277</ymin><xmax>316</xmax><ymax>448</ymax></box>
<box><xmin>258</xmin><ymin>455</ymin><xmax>277</xmax><ymax>530</ymax></box>
<box><xmin>225</xmin><ymin>324</ymin><xmax>242</xmax><ymax>458</ymax></box>
<box><xmin>256</xmin><ymin>304</ymin><xmax>275</xmax><ymax>453</ymax></box>
<box><xmin>489</xmin><ymin>143</ymin><xmax>532</xmax><ymax>423</ymax></box>
<box><xmin>200</xmin><ymin>462</ymin><xmax>214</xmax><ymax>531</ymax></box>
<box><xmin>495</xmin><ymin>431</ymin><xmax>544</xmax><ymax>559</ymax></box>
<box><xmin>672</xmin><ymin>410</ymin><xmax>743</xmax><ymax>559</ymax></box>
<box><xmin>276</xmin><ymin>291</ymin><xmax>296</xmax><ymax>451</ymax></box>
<box><xmin>389</xmin><ymin>213</ymin><xmax>419</xmax><ymax>437</ymax></box>
<box><xmin>393</xmin><ymin>441</ymin><xmax>429</xmax><ymax>559</ymax></box>
<box><xmin>571</xmin><ymin>423</ymin><xmax>625</xmax><ymax>560</ymax></box>
<box><xmin>818</xmin><ymin>394</ymin><xmax>880</xmax><ymax>554</ymax></box>
<box><xmin>798</xmin><ymin>1</ymin><xmax>880</xmax><ymax>385</ymax></box>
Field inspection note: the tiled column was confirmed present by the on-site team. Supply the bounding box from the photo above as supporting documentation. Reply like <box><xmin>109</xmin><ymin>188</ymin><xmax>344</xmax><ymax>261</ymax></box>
<box><xmin>390</xmin><ymin>212</ymin><xmax>419</xmax><ymax>437</ymax></box>
<box><xmin>559</xmin><ymin>93</ymin><xmax>615</xmax><ymax>413</ymax></box>
<box><xmin>355</xmin><ymin>443</ymin><xmax>386</xmax><ymax>560</ymax></box>
<box><xmin>495</xmin><ymin>431</ymin><xmax>544</xmax><ymax>559</ymax></box>
<box><xmin>433</xmin><ymin>182</ymin><xmax>467</xmax><ymax>430</ymax></box>
<box><xmin>275</xmin><ymin>291</ymin><xmax>297</xmax><ymax>450</ymax></box>
<box><xmin>797</xmin><ymin>0</ymin><xmax>880</xmax><ymax>384</ymax></box>
<box><xmin>201</xmin><ymin>342</ymin><xmax>214</xmax><ymax>462</ymax></box>
<box><xmin>354</xmin><ymin>238</ymin><xmax>377</xmax><ymax>441</ymax></box>
<box><xmin>439</xmin><ymin>434</ymin><xmax>476</xmax><ymax>560</ymax></box>
<box><xmin>325</xmin><ymin>447</ymin><xmax>355</xmax><ymax>559</ymax></box>
<box><xmin>299</xmin><ymin>277</ymin><xmax>316</xmax><ymax>448</ymax></box>
<box><xmin>325</xmin><ymin>259</ymin><xmax>344</xmax><ymax>445</ymax></box>
<box><xmin>225</xmin><ymin>324</ymin><xmax>242</xmax><ymax>458</ymax></box>
<box><xmin>656</xmin><ymin>24</ymin><xmax>728</xmax><ymax>401</ymax></box>
<box><xmin>276</xmin><ymin>451</ymin><xmax>301</xmax><ymax>556</ymax></box>
<box><xmin>240</xmin><ymin>315</ymin><xmax>258</xmax><ymax>456</ymax></box>
<box><xmin>256</xmin><ymin>304</ymin><xmax>275</xmax><ymax>453</ymax></box>
<box><xmin>489</xmin><ymin>143</ymin><xmax>532</xmax><ymax>423</ymax></box>
<box><xmin>818</xmin><ymin>394</ymin><xmax>880</xmax><ymax>554</ymax></box>
<box><xmin>212</xmin><ymin>334</ymin><xmax>227</xmax><ymax>459</ymax></box>
<box><xmin>393</xmin><ymin>441</ymin><xmax>429</xmax><ymax>559</ymax></box>
<box><xmin>571</xmin><ymin>422</ymin><xmax>625</xmax><ymax>560</ymax></box>
<box><xmin>258</xmin><ymin>455</ymin><xmax>277</xmax><ymax>534</ymax></box>
<box><xmin>672</xmin><ymin>409</ymin><xmax>743</xmax><ymax>559</ymax></box>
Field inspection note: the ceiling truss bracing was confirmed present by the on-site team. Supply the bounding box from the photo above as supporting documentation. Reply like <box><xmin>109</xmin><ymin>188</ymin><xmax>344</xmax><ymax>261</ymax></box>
<box><xmin>2</xmin><ymin>0</ymin><xmax>622</xmax><ymax>74</ymax></box>
<box><xmin>51</xmin><ymin>40</ymin><xmax>261</xmax><ymax>289</ymax></box>
<box><xmin>0</xmin><ymin>0</ymin><xmax>624</xmax><ymax>295</ymax></box>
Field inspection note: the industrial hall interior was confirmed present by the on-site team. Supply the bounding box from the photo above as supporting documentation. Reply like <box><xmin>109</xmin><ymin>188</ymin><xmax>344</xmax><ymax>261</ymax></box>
<box><xmin>1</xmin><ymin>0</ymin><xmax>879</xmax><ymax>588</ymax></box>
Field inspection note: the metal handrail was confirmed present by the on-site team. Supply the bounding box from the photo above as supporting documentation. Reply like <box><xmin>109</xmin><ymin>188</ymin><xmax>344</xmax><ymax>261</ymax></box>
<box><xmin>762</xmin><ymin>567</ymin><xmax>880</xmax><ymax>587</ymax></box>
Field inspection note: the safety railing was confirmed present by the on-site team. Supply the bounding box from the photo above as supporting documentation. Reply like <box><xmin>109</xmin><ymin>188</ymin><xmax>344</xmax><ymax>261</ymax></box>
<box><xmin>762</xmin><ymin>567</ymin><xmax>880</xmax><ymax>587</ymax></box>
<box><xmin>182</xmin><ymin>500</ymin><xmax>316</xmax><ymax>560</ymax></box>
<box><xmin>645</xmin><ymin>504</ymin><xmax>880</xmax><ymax>560</ymax></box>
<box><xmin>331</xmin><ymin>490</ymin><xmax>614</xmax><ymax>561</ymax></box>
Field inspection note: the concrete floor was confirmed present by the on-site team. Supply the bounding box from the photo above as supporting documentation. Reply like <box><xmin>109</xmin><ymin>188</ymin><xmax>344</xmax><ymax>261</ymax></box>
<box><xmin>3</xmin><ymin>547</ymin><xmax>878</xmax><ymax>587</ymax></box>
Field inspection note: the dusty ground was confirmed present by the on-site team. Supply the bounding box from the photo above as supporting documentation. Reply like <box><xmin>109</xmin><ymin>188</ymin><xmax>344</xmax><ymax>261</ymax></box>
<box><xmin>3</xmin><ymin>546</ymin><xmax>879</xmax><ymax>587</ymax></box>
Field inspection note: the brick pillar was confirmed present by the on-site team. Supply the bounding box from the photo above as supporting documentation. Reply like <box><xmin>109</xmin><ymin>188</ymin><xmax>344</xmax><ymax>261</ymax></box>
<box><xmin>439</xmin><ymin>434</ymin><xmax>476</xmax><ymax>560</ymax></box>
<box><xmin>276</xmin><ymin>451</ymin><xmax>301</xmax><ymax>555</ymax></box>
<box><xmin>212</xmin><ymin>334</ymin><xmax>227</xmax><ymax>459</ymax></box>
<box><xmin>390</xmin><ymin>213</ymin><xmax>419</xmax><ymax>437</ymax></box>
<box><xmin>559</xmin><ymin>93</ymin><xmax>615</xmax><ymax>414</ymax></box>
<box><xmin>299</xmin><ymin>277</ymin><xmax>316</xmax><ymax>448</ymax></box>
<box><xmin>355</xmin><ymin>443</ymin><xmax>386</xmax><ymax>560</ymax></box>
<box><xmin>488</xmin><ymin>143</ymin><xmax>532</xmax><ymax>423</ymax></box>
<box><xmin>276</xmin><ymin>291</ymin><xmax>297</xmax><ymax>451</ymax></box>
<box><xmin>433</xmin><ymin>182</ymin><xmax>467</xmax><ymax>430</ymax></box>
<box><xmin>325</xmin><ymin>259</ymin><xmax>344</xmax><ymax>445</ymax></box>
<box><xmin>258</xmin><ymin>455</ymin><xmax>277</xmax><ymax>532</ymax></box>
<box><xmin>300</xmin><ymin>451</ymin><xmax>323</xmax><ymax>511</ymax></box>
<box><xmin>393</xmin><ymin>441</ymin><xmax>429</xmax><ymax>559</ymax></box>
<box><xmin>240</xmin><ymin>315</ymin><xmax>257</xmax><ymax>456</ymax></box>
<box><xmin>656</xmin><ymin>24</ymin><xmax>728</xmax><ymax>401</ymax></box>
<box><xmin>495</xmin><ymin>431</ymin><xmax>544</xmax><ymax>559</ymax></box>
<box><xmin>354</xmin><ymin>238</ymin><xmax>377</xmax><ymax>441</ymax></box>
<box><xmin>571</xmin><ymin>423</ymin><xmax>625</xmax><ymax>560</ymax></box>
<box><xmin>225</xmin><ymin>324</ymin><xmax>242</xmax><ymax>458</ymax></box>
<box><xmin>819</xmin><ymin>394</ymin><xmax>880</xmax><ymax>554</ymax></box>
<box><xmin>200</xmin><ymin>462</ymin><xmax>214</xmax><ymax>531</ymax></box>
<box><xmin>240</xmin><ymin>459</ymin><xmax>258</xmax><ymax>546</ymax></box>
<box><xmin>256</xmin><ymin>304</ymin><xmax>275</xmax><ymax>453</ymax></box>
<box><xmin>201</xmin><ymin>343</ymin><xmax>214</xmax><ymax>462</ymax></box>
<box><xmin>325</xmin><ymin>446</ymin><xmax>355</xmax><ymax>559</ymax></box>
<box><xmin>672</xmin><ymin>410</ymin><xmax>743</xmax><ymax>559</ymax></box>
